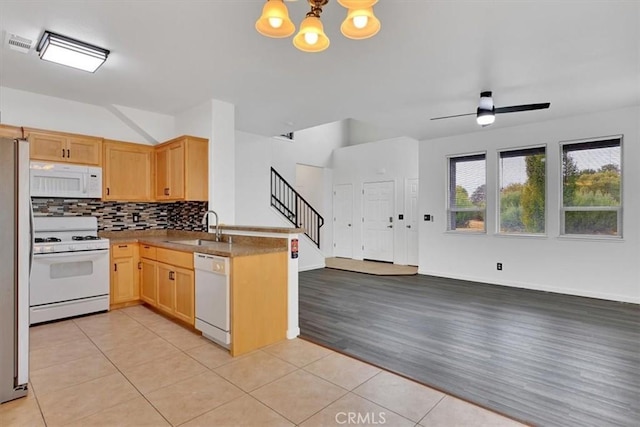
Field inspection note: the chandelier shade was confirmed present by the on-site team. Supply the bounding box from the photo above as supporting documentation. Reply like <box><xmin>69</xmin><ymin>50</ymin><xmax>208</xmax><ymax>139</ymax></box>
<box><xmin>293</xmin><ymin>15</ymin><xmax>330</xmax><ymax>52</ymax></box>
<box><xmin>255</xmin><ymin>0</ymin><xmax>296</xmax><ymax>38</ymax></box>
<box><xmin>340</xmin><ymin>7</ymin><xmax>380</xmax><ymax>39</ymax></box>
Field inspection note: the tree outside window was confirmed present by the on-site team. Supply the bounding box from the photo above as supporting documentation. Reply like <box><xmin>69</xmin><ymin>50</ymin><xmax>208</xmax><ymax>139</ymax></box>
<box><xmin>561</xmin><ymin>138</ymin><xmax>622</xmax><ymax>237</ymax></box>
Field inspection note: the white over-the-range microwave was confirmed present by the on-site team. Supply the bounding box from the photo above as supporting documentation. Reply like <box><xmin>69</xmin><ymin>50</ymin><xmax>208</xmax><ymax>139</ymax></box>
<box><xmin>30</xmin><ymin>161</ymin><xmax>102</xmax><ymax>198</ymax></box>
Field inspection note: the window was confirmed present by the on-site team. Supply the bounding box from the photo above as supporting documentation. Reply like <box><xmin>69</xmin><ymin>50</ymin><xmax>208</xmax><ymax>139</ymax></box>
<box><xmin>561</xmin><ymin>137</ymin><xmax>622</xmax><ymax>237</ymax></box>
<box><xmin>447</xmin><ymin>153</ymin><xmax>486</xmax><ymax>232</ymax></box>
<box><xmin>498</xmin><ymin>146</ymin><xmax>546</xmax><ymax>234</ymax></box>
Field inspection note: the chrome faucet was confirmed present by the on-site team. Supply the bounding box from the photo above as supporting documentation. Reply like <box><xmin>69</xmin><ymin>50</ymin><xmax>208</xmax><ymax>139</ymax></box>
<box><xmin>201</xmin><ymin>210</ymin><xmax>221</xmax><ymax>242</ymax></box>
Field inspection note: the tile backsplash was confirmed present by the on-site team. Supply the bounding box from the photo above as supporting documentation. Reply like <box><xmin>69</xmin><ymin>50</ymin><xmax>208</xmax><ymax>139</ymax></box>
<box><xmin>32</xmin><ymin>198</ymin><xmax>208</xmax><ymax>232</ymax></box>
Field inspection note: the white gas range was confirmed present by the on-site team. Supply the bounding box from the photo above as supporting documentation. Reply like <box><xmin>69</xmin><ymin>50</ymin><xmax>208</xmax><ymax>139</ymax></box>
<box><xmin>31</xmin><ymin>216</ymin><xmax>110</xmax><ymax>324</ymax></box>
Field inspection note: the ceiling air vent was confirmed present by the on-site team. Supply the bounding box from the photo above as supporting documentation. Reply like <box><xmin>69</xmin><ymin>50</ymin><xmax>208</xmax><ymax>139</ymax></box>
<box><xmin>5</xmin><ymin>33</ymin><xmax>33</xmax><ymax>53</ymax></box>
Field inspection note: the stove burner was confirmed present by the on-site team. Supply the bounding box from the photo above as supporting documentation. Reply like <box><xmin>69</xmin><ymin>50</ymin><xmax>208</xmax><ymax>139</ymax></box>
<box><xmin>35</xmin><ymin>237</ymin><xmax>62</xmax><ymax>243</ymax></box>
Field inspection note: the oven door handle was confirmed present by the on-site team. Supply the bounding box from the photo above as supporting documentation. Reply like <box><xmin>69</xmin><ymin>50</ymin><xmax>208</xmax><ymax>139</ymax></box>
<box><xmin>34</xmin><ymin>250</ymin><xmax>108</xmax><ymax>260</ymax></box>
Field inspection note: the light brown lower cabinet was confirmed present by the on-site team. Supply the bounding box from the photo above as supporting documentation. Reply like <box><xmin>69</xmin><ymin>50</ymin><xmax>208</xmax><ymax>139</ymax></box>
<box><xmin>140</xmin><ymin>258</ymin><xmax>157</xmax><ymax>305</ymax></box>
<box><xmin>140</xmin><ymin>246</ymin><xmax>195</xmax><ymax>326</ymax></box>
<box><xmin>110</xmin><ymin>244</ymin><xmax>140</xmax><ymax>306</ymax></box>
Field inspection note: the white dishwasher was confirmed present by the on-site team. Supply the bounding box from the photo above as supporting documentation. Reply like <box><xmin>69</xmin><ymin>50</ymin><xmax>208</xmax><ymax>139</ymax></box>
<box><xmin>194</xmin><ymin>253</ymin><xmax>230</xmax><ymax>348</ymax></box>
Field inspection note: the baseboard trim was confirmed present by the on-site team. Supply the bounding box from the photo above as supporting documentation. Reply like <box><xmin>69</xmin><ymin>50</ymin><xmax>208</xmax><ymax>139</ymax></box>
<box><xmin>417</xmin><ymin>269</ymin><xmax>639</xmax><ymax>304</ymax></box>
<box><xmin>299</xmin><ymin>263</ymin><xmax>325</xmax><ymax>272</ymax></box>
<box><xmin>286</xmin><ymin>327</ymin><xmax>300</xmax><ymax>339</ymax></box>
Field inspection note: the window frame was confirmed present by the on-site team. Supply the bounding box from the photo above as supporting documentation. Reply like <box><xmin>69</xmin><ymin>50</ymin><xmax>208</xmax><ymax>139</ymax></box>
<box><xmin>446</xmin><ymin>151</ymin><xmax>487</xmax><ymax>234</ymax></box>
<box><xmin>559</xmin><ymin>135</ymin><xmax>623</xmax><ymax>239</ymax></box>
<box><xmin>496</xmin><ymin>144</ymin><xmax>548</xmax><ymax>237</ymax></box>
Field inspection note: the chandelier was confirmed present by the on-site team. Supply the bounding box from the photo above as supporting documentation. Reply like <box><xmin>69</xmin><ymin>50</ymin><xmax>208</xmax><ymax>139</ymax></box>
<box><xmin>255</xmin><ymin>0</ymin><xmax>381</xmax><ymax>53</ymax></box>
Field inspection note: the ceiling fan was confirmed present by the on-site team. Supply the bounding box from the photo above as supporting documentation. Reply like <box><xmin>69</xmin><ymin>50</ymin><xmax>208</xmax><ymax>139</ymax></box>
<box><xmin>431</xmin><ymin>91</ymin><xmax>551</xmax><ymax>126</ymax></box>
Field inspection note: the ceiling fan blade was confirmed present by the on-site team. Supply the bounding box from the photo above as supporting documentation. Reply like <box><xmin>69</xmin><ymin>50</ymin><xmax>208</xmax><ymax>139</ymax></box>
<box><xmin>495</xmin><ymin>103</ymin><xmax>550</xmax><ymax>114</ymax></box>
<box><xmin>430</xmin><ymin>112</ymin><xmax>476</xmax><ymax>121</ymax></box>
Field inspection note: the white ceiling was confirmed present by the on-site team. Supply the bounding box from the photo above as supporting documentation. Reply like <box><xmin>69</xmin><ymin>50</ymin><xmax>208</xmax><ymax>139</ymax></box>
<box><xmin>0</xmin><ymin>1</ymin><xmax>638</xmax><ymax>141</ymax></box>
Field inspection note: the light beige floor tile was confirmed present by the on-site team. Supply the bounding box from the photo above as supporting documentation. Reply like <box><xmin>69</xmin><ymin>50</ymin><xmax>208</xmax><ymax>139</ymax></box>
<box><xmin>419</xmin><ymin>396</ymin><xmax>525</xmax><ymax>427</ymax></box>
<box><xmin>89</xmin><ymin>324</ymin><xmax>159</xmax><ymax>351</ymax></box>
<box><xmin>37</xmin><ymin>372</ymin><xmax>139</xmax><ymax>427</ymax></box>
<box><xmin>65</xmin><ymin>396</ymin><xmax>170</xmax><ymax>427</ymax></box>
<box><xmin>29</xmin><ymin>337</ymin><xmax>100</xmax><ymax>371</ymax></box>
<box><xmin>263</xmin><ymin>338</ymin><xmax>333</xmax><ymax>367</ymax></box>
<box><xmin>353</xmin><ymin>371</ymin><xmax>445</xmax><ymax>423</ymax></box>
<box><xmin>251</xmin><ymin>370</ymin><xmax>347</xmax><ymax>424</ymax></box>
<box><xmin>214</xmin><ymin>351</ymin><xmax>297</xmax><ymax>392</ymax></box>
<box><xmin>181</xmin><ymin>394</ymin><xmax>294</xmax><ymax>427</ymax></box>
<box><xmin>159</xmin><ymin>328</ymin><xmax>209</xmax><ymax>350</ymax></box>
<box><xmin>304</xmin><ymin>352</ymin><xmax>381</xmax><ymax>390</ymax></box>
<box><xmin>186</xmin><ymin>342</ymin><xmax>240</xmax><ymax>369</ymax></box>
<box><xmin>145</xmin><ymin>318</ymin><xmax>190</xmax><ymax>336</ymax></box>
<box><xmin>146</xmin><ymin>371</ymin><xmax>243</xmax><ymax>425</ymax></box>
<box><xmin>300</xmin><ymin>392</ymin><xmax>415</xmax><ymax>427</ymax></box>
<box><xmin>121</xmin><ymin>352</ymin><xmax>207</xmax><ymax>394</ymax></box>
<box><xmin>74</xmin><ymin>310</ymin><xmax>139</xmax><ymax>336</ymax></box>
<box><xmin>30</xmin><ymin>353</ymin><xmax>117</xmax><ymax>396</ymax></box>
<box><xmin>102</xmin><ymin>335</ymin><xmax>181</xmax><ymax>369</ymax></box>
<box><xmin>0</xmin><ymin>393</ymin><xmax>45</xmax><ymax>427</ymax></box>
<box><xmin>29</xmin><ymin>320</ymin><xmax>86</xmax><ymax>350</ymax></box>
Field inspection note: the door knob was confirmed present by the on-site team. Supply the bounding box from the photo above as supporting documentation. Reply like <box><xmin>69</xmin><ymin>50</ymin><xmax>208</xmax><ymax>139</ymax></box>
<box><xmin>348</xmin><ymin>224</ymin><xmax>351</xmax><ymax>227</ymax></box>
<box><xmin>387</xmin><ymin>225</ymin><xmax>393</xmax><ymax>228</ymax></box>
<box><xmin>406</xmin><ymin>225</ymin><xmax>411</xmax><ymax>228</ymax></box>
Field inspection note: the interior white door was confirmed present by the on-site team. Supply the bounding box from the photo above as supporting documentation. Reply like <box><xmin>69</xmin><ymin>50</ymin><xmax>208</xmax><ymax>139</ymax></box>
<box><xmin>405</xmin><ymin>178</ymin><xmax>419</xmax><ymax>266</ymax></box>
<box><xmin>363</xmin><ymin>181</ymin><xmax>394</xmax><ymax>262</ymax></box>
<box><xmin>333</xmin><ymin>184</ymin><xmax>353</xmax><ymax>258</ymax></box>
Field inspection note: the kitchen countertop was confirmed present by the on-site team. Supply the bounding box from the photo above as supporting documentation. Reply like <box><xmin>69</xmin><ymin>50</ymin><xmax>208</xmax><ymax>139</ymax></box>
<box><xmin>214</xmin><ymin>225</ymin><xmax>305</xmax><ymax>234</ymax></box>
<box><xmin>101</xmin><ymin>230</ymin><xmax>288</xmax><ymax>258</ymax></box>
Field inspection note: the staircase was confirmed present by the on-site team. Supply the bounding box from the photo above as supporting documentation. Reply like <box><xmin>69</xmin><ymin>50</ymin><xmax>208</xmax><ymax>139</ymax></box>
<box><xmin>270</xmin><ymin>167</ymin><xmax>324</xmax><ymax>248</ymax></box>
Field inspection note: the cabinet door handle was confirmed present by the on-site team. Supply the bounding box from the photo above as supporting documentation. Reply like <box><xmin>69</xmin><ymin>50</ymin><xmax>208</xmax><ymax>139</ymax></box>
<box><xmin>67</xmin><ymin>149</ymin><xmax>70</xmax><ymax>158</ymax></box>
<box><xmin>114</xmin><ymin>263</ymin><xmax>118</xmax><ymax>272</ymax></box>
<box><xmin>62</xmin><ymin>148</ymin><xmax>66</xmax><ymax>158</ymax></box>
<box><xmin>118</xmin><ymin>245</ymin><xmax>128</xmax><ymax>248</ymax></box>
<box><xmin>164</xmin><ymin>188</ymin><xmax>170</xmax><ymax>196</ymax></box>
<box><xmin>106</xmin><ymin>187</ymin><xmax>110</xmax><ymax>196</ymax></box>
<box><xmin>169</xmin><ymin>271</ymin><xmax>175</xmax><ymax>281</ymax></box>
<box><xmin>138</xmin><ymin>262</ymin><xmax>142</xmax><ymax>270</ymax></box>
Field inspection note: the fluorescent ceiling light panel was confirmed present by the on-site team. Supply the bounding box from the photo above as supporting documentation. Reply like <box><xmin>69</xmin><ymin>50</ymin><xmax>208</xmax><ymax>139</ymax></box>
<box><xmin>37</xmin><ymin>31</ymin><xmax>109</xmax><ymax>73</ymax></box>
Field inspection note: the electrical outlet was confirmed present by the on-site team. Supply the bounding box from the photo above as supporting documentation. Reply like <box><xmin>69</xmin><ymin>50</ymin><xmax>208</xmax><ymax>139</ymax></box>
<box><xmin>398</xmin><ymin>214</ymin><xmax>404</xmax><ymax>220</ymax></box>
<box><xmin>497</xmin><ymin>263</ymin><xmax>502</xmax><ymax>271</ymax></box>
<box><xmin>424</xmin><ymin>214</ymin><xmax>431</xmax><ymax>221</ymax></box>
<box><xmin>132</xmin><ymin>213</ymin><xmax>140</xmax><ymax>223</ymax></box>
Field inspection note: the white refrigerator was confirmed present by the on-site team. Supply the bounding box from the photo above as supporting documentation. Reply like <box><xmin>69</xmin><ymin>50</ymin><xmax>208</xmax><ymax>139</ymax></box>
<box><xmin>0</xmin><ymin>137</ymin><xmax>30</xmax><ymax>403</ymax></box>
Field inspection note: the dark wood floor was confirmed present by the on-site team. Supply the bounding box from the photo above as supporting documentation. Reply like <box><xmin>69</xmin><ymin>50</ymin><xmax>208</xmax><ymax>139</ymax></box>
<box><xmin>299</xmin><ymin>269</ymin><xmax>640</xmax><ymax>427</ymax></box>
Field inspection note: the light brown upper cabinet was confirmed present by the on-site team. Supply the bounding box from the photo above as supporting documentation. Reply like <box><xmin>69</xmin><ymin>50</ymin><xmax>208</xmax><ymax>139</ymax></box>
<box><xmin>25</xmin><ymin>128</ymin><xmax>102</xmax><ymax>166</ymax></box>
<box><xmin>103</xmin><ymin>140</ymin><xmax>154</xmax><ymax>201</ymax></box>
<box><xmin>155</xmin><ymin>136</ymin><xmax>208</xmax><ymax>201</ymax></box>
<box><xmin>0</xmin><ymin>124</ymin><xmax>23</xmax><ymax>139</ymax></box>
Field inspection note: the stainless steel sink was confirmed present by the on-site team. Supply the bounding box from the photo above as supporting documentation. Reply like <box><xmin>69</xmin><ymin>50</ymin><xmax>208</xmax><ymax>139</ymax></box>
<box><xmin>167</xmin><ymin>239</ymin><xmax>222</xmax><ymax>246</ymax></box>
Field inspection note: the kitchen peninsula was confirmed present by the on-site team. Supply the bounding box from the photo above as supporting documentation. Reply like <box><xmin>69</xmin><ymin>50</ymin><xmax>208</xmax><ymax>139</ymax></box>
<box><xmin>103</xmin><ymin>226</ymin><xmax>301</xmax><ymax>356</ymax></box>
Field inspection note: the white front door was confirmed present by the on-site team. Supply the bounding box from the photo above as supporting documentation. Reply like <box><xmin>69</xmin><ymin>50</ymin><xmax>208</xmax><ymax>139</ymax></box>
<box><xmin>405</xmin><ymin>178</ymin><xmax>419</xmax><ymax>266</ymax></box>
<box><xmin>363</xmin><ymin>181</ymin><xmax>394</xmax><ymax>262</ymax></box>
<box><xmin>333</xmin><ymin>184</ymin><xmax>353</xmax><ymax>258</ymax></box>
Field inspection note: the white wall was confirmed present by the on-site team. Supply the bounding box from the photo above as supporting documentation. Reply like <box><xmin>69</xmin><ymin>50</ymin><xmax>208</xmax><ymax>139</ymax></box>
<box><xmin>0</xmin><ymin>86</ymin><xmax>156</xmax><ymax>143</ymax></box>
<box><xmin>418</xmin><ymin>106</ymin><xmax>640</xmax><ymax>303</ymax></box>
<box><xmin>235</xmin><ymin>122</ymin><xmax>348</xmax><ymax>270</ymax></box>
<box><xmin>347</xmin><ymin>118</ymin><xmax>404</xmax><ymax>146</ymax></box>
<box><xmin>333</xmin><ymin>137</ymin><xmax>419</xmax><ymax>264</ymax></box>
<box><xmin>175</xmin><ymin>99</ymin><xmax>236</xmax><ymax>224</ymax></box>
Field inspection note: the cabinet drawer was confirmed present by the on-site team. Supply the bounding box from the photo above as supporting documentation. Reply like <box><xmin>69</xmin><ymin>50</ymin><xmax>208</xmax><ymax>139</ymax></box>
<box><xmin>157</xmin><ymin>248</ymin><xmax>193</xmax><ymax>269</ymax></box>
<box><xmin>111</xmin><ymin>244</ymin><xmax>134</xmax><ymax>258</ymax></box>
<box><xmin>140</xmin><ymin>244</ymin><xmax>157</xmax><ymax>260</ymax></box>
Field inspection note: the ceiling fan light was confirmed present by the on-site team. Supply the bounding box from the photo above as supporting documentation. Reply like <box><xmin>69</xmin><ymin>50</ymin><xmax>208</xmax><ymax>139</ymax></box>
<box><xmin>255</xmin><ymin>0</ymin><xmax>296</xmax><ymax>38</ymax></box>
<box><xmin>293</xmin><ymin>15</ymin><xmax>330</xmax><ymax>52</ymax></box>
<box><xmin>476</xmin><ymin>108</ymin><xmax>495</xmax><ymax>126</ymax></box>
<box><xmin>337</xmin><ymin>0</ymin><xmax>378</xmax><ymax>9</ymax></box>
<box><xmin>341</xmin><ymin>7</ymin><xmax>380</xmax><ymax>40</ymax></box>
